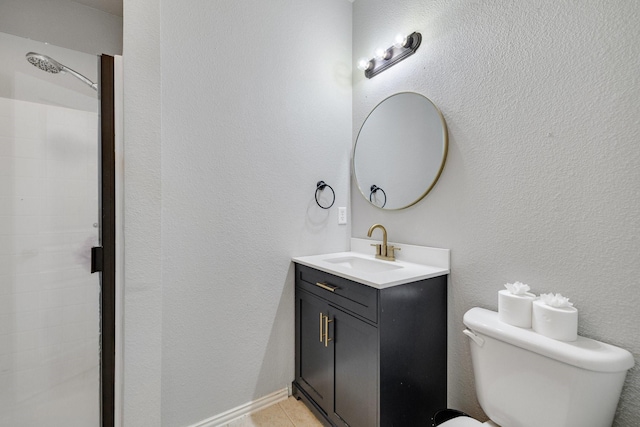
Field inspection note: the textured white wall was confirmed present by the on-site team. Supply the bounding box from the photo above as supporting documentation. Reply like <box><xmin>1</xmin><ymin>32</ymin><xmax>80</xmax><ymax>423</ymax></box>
<box><xmin>122</xmin><ymin>0</ymin><xmax>162</xmax><ymax>425</ymax></box>
<box><xmin>124</xmin><ymin>0</ymin><xmax>352</xmax><ymax>425</ymax></box>
<box><xmin>352</xmin><ymin>1</ymin><xmax>639</xmax><ymax>425</ymax></box>
<box><xmin>159</xmin><ymin>1</ymin><xmax>351</xmax><ymax>424</ymax></box>
<box><xmin>0</xmin><ymin>0</ymin><xmax>122</xmax><ymax>55</ymax></box>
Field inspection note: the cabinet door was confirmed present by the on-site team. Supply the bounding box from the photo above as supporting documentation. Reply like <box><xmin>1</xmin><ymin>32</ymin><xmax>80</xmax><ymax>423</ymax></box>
<box><xmin>296</xmin><ymin>290</ymin><xmax>334</xmax><ymax>414</ymax></box>
<box><xmin>330</xmin><ymin>306</ymin><xmax>378</xmax><ymax>427</ymax></box>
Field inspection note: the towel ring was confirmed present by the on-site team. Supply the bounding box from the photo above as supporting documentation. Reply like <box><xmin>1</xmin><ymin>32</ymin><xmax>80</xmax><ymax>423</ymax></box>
<box><xmin>315</xmin><ymin>181</ymin><xmax>335</xmax><ymax>209</ymax></box>
<box><xmin>369</xmin><ymin>185</ymin><xmax>386</xmax><ymax>208</ymax></box>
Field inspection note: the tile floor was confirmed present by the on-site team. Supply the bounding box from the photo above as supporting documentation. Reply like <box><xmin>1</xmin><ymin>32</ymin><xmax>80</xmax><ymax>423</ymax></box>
<box><xmin>225</xmin><ymin>396</ymin><xmax>323</xmax><ymax>427</ymax></box>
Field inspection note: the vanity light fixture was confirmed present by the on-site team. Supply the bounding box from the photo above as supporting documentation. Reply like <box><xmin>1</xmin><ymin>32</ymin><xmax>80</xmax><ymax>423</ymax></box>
<box><xmin>357</xmin><ymin>32</ymin><xmax>422</xmax><ymax>79</ymax></box>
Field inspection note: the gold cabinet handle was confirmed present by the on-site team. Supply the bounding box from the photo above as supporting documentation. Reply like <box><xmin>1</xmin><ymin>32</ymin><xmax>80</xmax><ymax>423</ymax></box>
<box><xmin>319</xmin><ymin>312</ymin><xmax>324</xmax><ymax>342</ymax></box>
<box><xmin>324</xmin><ymin>315</ymin><xmax>332</xmax><ymax>347</ymax></box>
<box><xmin>315</xmin><ymin>282</ymin><xmax>338</xmax><ymax>292</ymax></box>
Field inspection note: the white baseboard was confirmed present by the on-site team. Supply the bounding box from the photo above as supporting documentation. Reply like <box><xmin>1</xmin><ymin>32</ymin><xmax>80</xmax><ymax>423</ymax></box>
<box><xmin>188</xmin><ymin>387</ymin><xmax>290</xmax><ymax>427</ymax></box>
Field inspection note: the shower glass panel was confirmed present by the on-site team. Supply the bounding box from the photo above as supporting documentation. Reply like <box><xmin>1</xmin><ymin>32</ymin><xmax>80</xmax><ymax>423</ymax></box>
<box><xmin>0</xmin><ymin>31</ymin><xmax>100</xmax><ymax>426</ymax></box>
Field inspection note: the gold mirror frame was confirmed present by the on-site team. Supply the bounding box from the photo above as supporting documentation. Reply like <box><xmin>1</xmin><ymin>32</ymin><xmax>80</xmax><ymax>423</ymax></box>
<box><xmin>352</xmin><ymin>92</ymin><xmax>448</xmax><ymax>210</ymax></box>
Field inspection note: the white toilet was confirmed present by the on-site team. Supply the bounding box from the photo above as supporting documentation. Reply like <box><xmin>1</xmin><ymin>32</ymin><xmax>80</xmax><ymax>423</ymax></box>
<box><xmin>440</xmin><ymin>307</ymin><xmax>634</xmax><ymax>427</ymax></box>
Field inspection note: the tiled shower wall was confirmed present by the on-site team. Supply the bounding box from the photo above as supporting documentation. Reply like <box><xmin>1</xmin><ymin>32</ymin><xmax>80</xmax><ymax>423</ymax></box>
<box><xmin>0</xmin><ymin>96</ymin><xmax>100</xmax><ymax>426</ymax></box>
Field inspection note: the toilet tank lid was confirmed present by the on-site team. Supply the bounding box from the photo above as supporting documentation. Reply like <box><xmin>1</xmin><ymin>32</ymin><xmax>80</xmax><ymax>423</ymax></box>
<box><xmin>463</xmin><ymin>308</ymin><xmax>634</xmax><ymax>373</ymax></box>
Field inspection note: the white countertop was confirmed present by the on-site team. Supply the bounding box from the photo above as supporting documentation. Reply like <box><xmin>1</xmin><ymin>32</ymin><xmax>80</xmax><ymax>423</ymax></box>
<box><xmin>292</xmin><ymin>238</ymin><xmax>450</xmax><ymax>289</ymax></box>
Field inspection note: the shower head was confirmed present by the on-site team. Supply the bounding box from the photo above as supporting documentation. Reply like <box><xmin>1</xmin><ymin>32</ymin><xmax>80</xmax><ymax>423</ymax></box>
<box><xmin>26</xmin><ymin>52</ymin><xmax>63</xmax><ymax>74</ymax></box>
<box><xmin>25</xmin><ymin>52</ymin><xmax>98</xmax><ymax>91</ymax></box>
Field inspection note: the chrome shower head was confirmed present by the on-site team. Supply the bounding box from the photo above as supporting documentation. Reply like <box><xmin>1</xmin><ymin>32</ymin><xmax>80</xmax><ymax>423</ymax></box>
<box><xmin>26</xmin><ymin>52</ymin><xmax>64</xmax><ymax>74</ymax></box>
<box><xmin>25</xmin><ymin>52</ymin><xmax>98</xmax><ymax>91</ymax></box>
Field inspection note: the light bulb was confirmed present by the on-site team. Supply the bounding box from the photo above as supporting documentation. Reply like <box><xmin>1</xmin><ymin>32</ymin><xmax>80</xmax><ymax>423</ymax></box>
<box><xmin>357</xmin><ymin>58</ymin><xmax>372</xmax><ymax>71</ymax></box>
<box><xmin>394</xmin><ymin>34</ymin><xmax>408</xmax><ymax>48</ymax></box>
<box><xmin>374</xmin><ymin>48</ymin><xmax>391</xmax><ymax>60</ymax></box>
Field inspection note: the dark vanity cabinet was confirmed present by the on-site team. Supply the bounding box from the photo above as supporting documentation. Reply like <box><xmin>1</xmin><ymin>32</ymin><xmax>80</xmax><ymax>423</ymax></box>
<box><xmin>293</xmin><ymin>264</ymin><xmax>447</xmax><ymax>427</ymax></box>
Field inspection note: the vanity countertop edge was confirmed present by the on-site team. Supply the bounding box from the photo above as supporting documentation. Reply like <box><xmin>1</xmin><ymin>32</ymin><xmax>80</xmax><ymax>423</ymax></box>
<box><xmin>292</xmin><ymin>238</ymin><xmax>450</xmax><ymax>289</ymax></box>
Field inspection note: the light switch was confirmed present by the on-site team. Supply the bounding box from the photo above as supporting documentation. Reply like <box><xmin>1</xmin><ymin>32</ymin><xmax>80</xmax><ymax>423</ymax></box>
<box><xmin>338</xmin><ymin>207</ymin><xmax>347</xmax><ymax>225</ymax></box>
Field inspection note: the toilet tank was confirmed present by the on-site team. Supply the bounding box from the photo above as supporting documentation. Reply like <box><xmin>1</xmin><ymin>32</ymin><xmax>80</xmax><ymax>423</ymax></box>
<box><xmin>463</xmin><ymin>308</ymin><xmax>634</xmax><ymax>427</ymax></box>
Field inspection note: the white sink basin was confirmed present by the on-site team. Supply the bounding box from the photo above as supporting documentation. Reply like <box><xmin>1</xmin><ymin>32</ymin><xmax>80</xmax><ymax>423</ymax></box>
<box><xmin>323</xmin><ymin>255</ymin><xmax>403</xmax><ymax>273</ymax></box>
<box><xmin>293</xmin><ymin>239</ymin><xmax>450</xmax><ymax>289</ymax></box>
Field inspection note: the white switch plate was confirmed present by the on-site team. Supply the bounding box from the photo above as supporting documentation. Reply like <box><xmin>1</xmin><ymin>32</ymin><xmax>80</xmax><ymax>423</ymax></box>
<box><xmin>338</xmin><ymin>207</ymin><xmax>347</xmax><ymax>225</ymax></box>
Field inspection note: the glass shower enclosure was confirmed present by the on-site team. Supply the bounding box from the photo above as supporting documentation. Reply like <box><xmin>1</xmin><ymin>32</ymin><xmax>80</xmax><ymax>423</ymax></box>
<box><xmin>0</xmin><ymin>30</ymin><xmax>102</xmax><ymax>426</ymax></box>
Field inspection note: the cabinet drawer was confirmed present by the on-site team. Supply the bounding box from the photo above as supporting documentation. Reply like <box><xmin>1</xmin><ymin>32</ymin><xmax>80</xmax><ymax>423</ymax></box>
<box><xmin>295</xmin><ymin>264</ymin><xmax>378</xmax><ymax>323</ymax></box>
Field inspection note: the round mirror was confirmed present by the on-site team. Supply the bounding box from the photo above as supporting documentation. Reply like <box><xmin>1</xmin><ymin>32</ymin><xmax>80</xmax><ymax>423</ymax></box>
<box><xmin>353</xmin><ymin>92</ymin><xmax>448</xmax><ymax>210</ymax></box>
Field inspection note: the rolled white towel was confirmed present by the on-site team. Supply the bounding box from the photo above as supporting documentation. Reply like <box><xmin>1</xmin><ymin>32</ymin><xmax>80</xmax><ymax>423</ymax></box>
<box><xmin>498</xmin><ymin>282</ymin><xmax>536</xmax><ymax>328</ymax></box>
<box><xmin>532</xmin><ymin>293</ymin><xmax>578</xmax><ymax>341</ymax></box>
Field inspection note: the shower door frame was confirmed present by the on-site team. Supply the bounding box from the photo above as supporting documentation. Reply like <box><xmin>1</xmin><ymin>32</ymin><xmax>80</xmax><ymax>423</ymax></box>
<box><xmin>99</xmin><ymin>54</ymin><xmax>116</xmax><ymax>427</ymax></box>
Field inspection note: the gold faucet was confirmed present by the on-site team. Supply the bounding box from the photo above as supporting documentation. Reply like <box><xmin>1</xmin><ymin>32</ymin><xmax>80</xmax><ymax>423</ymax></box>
<box><xmin>367</xmin><ymin>223</ymin><xmax>400</xmax><ymax>261</ymax></box>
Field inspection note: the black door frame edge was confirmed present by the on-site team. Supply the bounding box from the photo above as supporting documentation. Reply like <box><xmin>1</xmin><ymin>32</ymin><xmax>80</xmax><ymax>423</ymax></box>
<box><xmin>99</xmin><ymin>54</ymin><xmax>116</xmax><ymax>427</ymax></box>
